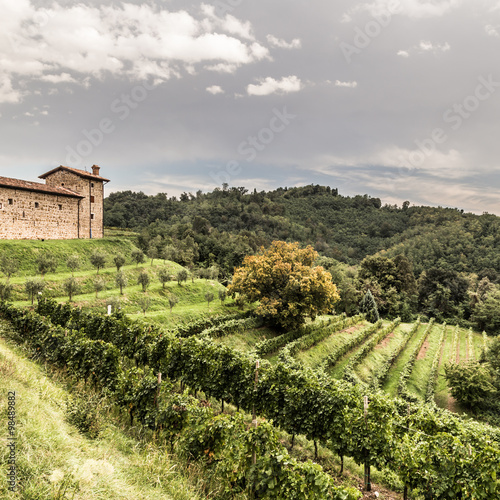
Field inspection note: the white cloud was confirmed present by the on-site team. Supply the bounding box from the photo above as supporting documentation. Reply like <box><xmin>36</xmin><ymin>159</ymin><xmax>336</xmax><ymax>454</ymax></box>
<box><xmin>0</xmin><ymin>1</ymin><xmax>269</xmax><ymax>103</ymax></box>
<box><xmin>345</xmin><ymin>0</ymin><xmax>460</xmax><ymax>20</ymax></box>
<box><xmin>247</xmin><ymin>76</ymin><xmax>302</xmax><ymax>96</ymax></box>
<box><xmin>266</xmin><ymin>35</ymin><xmax>302</xmax><ymax>49</ymax></box>
<box><xmin>40</xmin><ymin>73</ymin><xmax>76</xmax><ymax>84</ymax></box>
<box><xmin>397</xmin><ymin>50</ymin><xmax>410</xmax><ymax>57</ymax></box>
<box><xmin>418</xmin><ymin>40</ymin><xmax>450</xmax><ymax>53</ymax></box>
<box><xmin>485</xmin><ymin>25</ymin><xmax>500</xmax><ymax>37</ymax></box>
<box><xmin>206</xmin><ymin>85</ymin><xmax>224</xmax><ymax>95</ymax></box>
<box><xmin>335</xmin><ymin>80</ymin><xmax>358</xmax><ymax>88</ymax></box>
<box><xmin>0</xmin><ymin>76</ymin><xmax>22</xmax><ymax>104</ymax></box>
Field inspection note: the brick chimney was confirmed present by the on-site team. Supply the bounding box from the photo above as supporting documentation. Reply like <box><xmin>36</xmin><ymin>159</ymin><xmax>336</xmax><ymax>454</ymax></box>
<box><xmin>91</xmin><ymin>165</ymin><xmax>100</xmax><ymax>176</ymax></box>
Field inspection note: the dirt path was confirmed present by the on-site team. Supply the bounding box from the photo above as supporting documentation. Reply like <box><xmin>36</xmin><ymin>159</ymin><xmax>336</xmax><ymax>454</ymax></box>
<box><xmin>417</xmin><ymin>337</ymin><xmax>430</xmax><ymax>360</ymax></box>
<box><xmin>376</xmin><ymin>331</ymin><xmax>395</xmax><ymax>350</ymax></box>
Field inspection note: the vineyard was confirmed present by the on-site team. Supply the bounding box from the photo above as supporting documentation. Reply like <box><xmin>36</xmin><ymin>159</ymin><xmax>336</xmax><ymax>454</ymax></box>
<box><xmin>1</xmin><ymin>299</ymin><xmax>498</xmax><ymax>499</ymax></box>
<box><xmin>218</xmin><ymin>315</ymin><xmax>487</xmax><ymax>409</ymax></box>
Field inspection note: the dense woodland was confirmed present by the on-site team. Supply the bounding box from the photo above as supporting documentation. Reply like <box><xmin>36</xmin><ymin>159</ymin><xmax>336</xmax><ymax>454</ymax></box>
<box><xmin>104</xmin><ymin>185</ymin><xmax>500</xmax><ymax>331</ymax></box>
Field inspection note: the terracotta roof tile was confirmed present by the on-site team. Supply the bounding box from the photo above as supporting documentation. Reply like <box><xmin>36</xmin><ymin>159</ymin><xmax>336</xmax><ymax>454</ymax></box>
<box><xmin>0</xmin><ymin>176</ymin><xmax>83</xmax><ymax>198</ymax></box>
<box><xmin>39</xmin><ymin>165</ymin><xmax>110</xmax><ymax>182</ymax></box>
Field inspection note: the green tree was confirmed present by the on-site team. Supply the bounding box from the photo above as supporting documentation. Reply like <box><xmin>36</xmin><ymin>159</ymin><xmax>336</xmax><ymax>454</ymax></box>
<box><xmin>115</xmin><ymin>271</ymin><xmax>127</xmax><ymax>295</ymax></box>
<box><xmin>93</xmin><ymin>277</ymin><xmax>105</xmax><ymax>298</ymax></box>
<box><xmin>205</xmin><ymin>291</ymin><xmax>214</xmax><ymax>308</ymax></box>
<box><xmin>472</xmin><ymin>289</ymin><xmax>500</xmax><ymax>334</ymax></box>
<box><xmin>158</xmin><ymin>268</ymin><xmax>171</xmax><ymax>289</ymax></box>
<box><xmin>168</xmin><ymin>294</ymin><xmax>179</xmax><ymax>313</ymax></box>
<box><xmin>131</xmin><ymin>249</ymin><xmax>145</xmax><ymax>267</ymax></box>
<box><xmin>177</xmin><ymin>269</ymin><xmax>188</xmax><ymax>286</ymax></box>
<box><xmin>228</xmin><ymin>241</ymin><xmax>340</xmax><ymax>330</ymax></box>
<box><xmin>63</xmin><ymin>277</ymin><xmax>79</xmax><ymax>302</ymax></box>
<box><xmin>218</xmin><ymin>288</ymin><xmax>227</xmax><ymax>305</ymax></box>
<box><xmin>0</xmin><ymin>281</ymin><xmax>13</xmax><ymax>301</ymax></box>
<box><xmin>445</xmin><ymin>361</ymin><xmax>497</xmax><ymax>409</ymax></box>
<box><xmin>66</xmin><ymin>254</ymin><xmax>80</xmax><ymax>276</ymax></box>
<box><xmin>36</xmin><ymin>252</ymin><xmax>57</xmax><ymax>277</ymax></box>
<box><xmin>360</xmin><ymin>289</ymin><xmax>379</xmax><ymax>323</ymax></box>
<box><xmin>25</xmin><ymin>278</ymin><xmax>45</xmax><ymax>305</ymax></box>
<box><xmin>147</xmin><ymin>244</ymin><xmax>158</xmax><ymax>266</ymax></box>
<box><xmin>113</xmin><ymin>253</ymin><xmax>126</xmax><ymax>272</ymax></box>
<box><xmin>90</xmin><ymin>251</ymin><xmax>107</xmax><ymax>275</ymax></box>
<box><xmin>137</xmin><ymin>271</ymin><xmax>150</xmax><ymax>292</ymax></box>
<box><xmin>137</xmin><ymin>296</ymin><xmax>151</xmax><ymax>316</ymax></box>
<box><xmin>0</xmin><ymin>255</ymin><xmax>19</xmax><ymax>281</ymax></box>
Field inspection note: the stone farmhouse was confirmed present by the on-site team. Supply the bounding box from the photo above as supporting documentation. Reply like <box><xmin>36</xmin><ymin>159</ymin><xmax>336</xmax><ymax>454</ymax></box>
<box><xmin>0</xmin><ymin>165</ymin><xmax>109</xmax><ymax>240</ymax></box>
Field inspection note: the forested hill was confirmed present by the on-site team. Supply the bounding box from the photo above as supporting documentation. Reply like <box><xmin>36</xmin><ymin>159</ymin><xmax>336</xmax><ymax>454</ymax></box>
<box><xmin>104</xmin><ymin>184</ymin><xmax>500</xmax><ymax>279</ymax></box>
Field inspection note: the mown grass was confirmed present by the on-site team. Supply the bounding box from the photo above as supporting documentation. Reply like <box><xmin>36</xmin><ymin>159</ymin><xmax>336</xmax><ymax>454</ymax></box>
<box><xmin>355</xmin><ymin>322</ymin><xmax>412</xmax><ymax>384</ymax></box>
<box><xmin>213</xmin><ymin>326</ymin><xmax>278</xmax><ymax>352</ymax></box>
<box><xmin>405</xmin><ymin>323</ymin><xmax>442</xmax><ymax>400</ymax></box>
<box><xmin>0</xmin><ymin>236</ymin><xmax>139</xmax><ymax>276</ymax></box>
<box><xmin>382</xmin><ymin>323</ymin><xmax>426</xmax><ymax>397</ymax></box>
<box><xmin>294</xmin><ymin>321</ymin><xmax>368</xmax><ymax>369</ymax></box>
<box><xmin>0</xmin><ymin>322</ymin><xmax>203</xmax><ymax>500</ymax></box>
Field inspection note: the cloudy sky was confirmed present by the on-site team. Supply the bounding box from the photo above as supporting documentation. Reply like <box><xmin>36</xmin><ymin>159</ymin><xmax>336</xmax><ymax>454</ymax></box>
<box><xmin>1</xmin><ymin>0</ymin><xmax>500</xmax><ymax>213</ymax></box>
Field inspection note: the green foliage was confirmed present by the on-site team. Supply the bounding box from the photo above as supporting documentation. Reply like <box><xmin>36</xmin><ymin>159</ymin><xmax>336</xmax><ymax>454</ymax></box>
<box><xmin>205</xmin><ymin>291</ymin><xmax>214</xmax><ymax>307</ymax></box>
<box><xmin>472</xmin><ymin>289</ymin><xmax>500</xmax><ymax>334</ymax></box>
<box><xmin>63</xmin><ymin>277</ymin><xmax>79</xmax><ymax>301</ymax></box>
<box><xmin>66</xmin><ymin>254</ymin><xmax>80</xmax><ymax>275</ymax></box>
<box><xmin>113</xmin><ymin>253</ymin><xmax>126</xmax><ymax>271</ymax></box>
<box><xmin>168</xmin><ymin>293</ymin><xmax>179</xmax><ymax>313</ymax></box>
<box><xmin>425</xmin><ymin>323</ymin><xmax>447</xmax><ymax>403</ymax></box>
<box><xmin>445</xmin><ymin>361</ymin><xmax>497</xmax><ymax>409</ymax></box>
<box><xmin>89</xmin><ymin>251</ymin><xmax>107</xmax><ymax>274</ymax></box>
<box><xmin>177</xmin><ymin>269</ymin><xmax>188</xmax><ymax>285</ymax></box>
<box><xmin>131</xmin><ymin>249</ymin><xmax>145</xmax><ymax>267</ymax></box>
<box><xmin>0</xmin><ymin>281</ymin><xmax>13</xmax><ymax>301</ymax></box>
<box><xmin>158</xmin><ymin>268</ymin><xmax>171</xmax><ymax>288</ymax></box>
<box><xmin>137</xmin><ymin>296</ymin><xmax>151</xmax><ymax>315</ymax></box>
<box><xmin>115</xmin><ymin>270</ymin><xmax>127</xmax><ymax>294</ymax></box>
<box><xmin>25</xmin><ymin>278</ymin><xmax>45</xmax><ymax>304</ymax></box>
<box><xmin>36</xmin><ymin>252</ymin><xmax>57</xmax><ymax>277</ymax></box>
<box><xmin>137</xmin><ymin>270</ymin><xmax>150</xmax><ymax>292</ymax></box>
<box><xmin>0</xmin><ymin>254</ymin><xmax>19</xmax><ymax>280</ymax></box>
<box><xmin>93</xmin><ymin>277</ymin><xmax>106</xmax><ymax>298</ymax></box>
<box><xmin>65</xmin><ymin>391</ymin><xmax>108</xmax><ymax>439</ymax></box>
<box><xmin>359</xmin><ymin>290</ymin><xmax>379</xmax><ymax>323</ymax></box>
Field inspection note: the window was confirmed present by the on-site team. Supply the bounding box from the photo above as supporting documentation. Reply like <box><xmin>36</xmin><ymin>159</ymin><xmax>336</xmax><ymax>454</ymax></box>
<box><xmin>34</xmin><ymin>202</ymin><xmax>39</xmax><ymax>208</ymax></box>
<box><xmin>58</xmin><ymin>204</ymin><xmax>63</xmax><ymax>210</ymax></box>
<box><xmin>91</xmin><ymin>182</ymin><xmax>94</xmax><ymax>188</ymax></box>
<box><xmin>61</xmin><ymin>183</ymin><xmax>64</xmax><ymax>187</ymax></box>
<box><xmin>90</xmin><ymin>213</ymin><xmax>95</xmax><ymax>220</ymax></box>
<box><xmin>90</xmin><ymin>196</ymin><xmax>95</xmax><ymax>203</ymax></box>
<box><xmin>8</xmin><ymin>199</ymin><xmax>13</xmax><ymax>205</ymax></box>
<box><xmin>0</xmin><ymin>203</ymin><xmax>2</xmax><ymax>209</ymax></box>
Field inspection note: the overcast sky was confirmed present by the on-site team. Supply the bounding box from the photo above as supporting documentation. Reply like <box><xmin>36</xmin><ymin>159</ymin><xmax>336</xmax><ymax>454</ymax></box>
<box><xmin>1</xmin><ymin>0</ymin><xmax>500</xmax><ymax>213</ymax></box>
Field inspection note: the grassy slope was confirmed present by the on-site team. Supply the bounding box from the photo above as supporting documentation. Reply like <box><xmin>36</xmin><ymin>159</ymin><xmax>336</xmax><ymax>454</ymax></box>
<box><xmin>355</xmin><ymin>322</ymin><xmax>412</xmax><ymax>384</ymax></box>
<box><xmin>0</xmin><ymin>236</ymin><xmax>139</xmax><ymax>277</ymax></box>
<box><xmin>0</xmin><ymin>322</ymin><xmax>201</xmax><ymax>500</ymax></box>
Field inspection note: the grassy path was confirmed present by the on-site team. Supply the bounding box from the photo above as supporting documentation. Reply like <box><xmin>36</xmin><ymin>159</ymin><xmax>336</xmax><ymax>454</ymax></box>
<box><xmin>0</xmin><ymin>321</ymin><xmax>202</xmax><ymax>500</ymax></box>
<box><xmin>382</xmin><ymin>323</ymin><xmax>426</xmax><ymax>397</ymax></box>
<box><xmin>355</xmin><ymin>322</ymin><xmax>412</xmax><ymax>384</ymax></box>
<box><xmin>406</xmin><ymin>323</ymin><xmax>443</xmax><ymax>400</ymax></box>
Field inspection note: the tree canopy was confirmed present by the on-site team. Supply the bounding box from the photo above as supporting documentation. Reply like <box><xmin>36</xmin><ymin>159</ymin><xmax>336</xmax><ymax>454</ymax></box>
<box><xmin>228</xmin><ymin>241</ymin><xmax>340</xmax><ymax>330</ymax></box>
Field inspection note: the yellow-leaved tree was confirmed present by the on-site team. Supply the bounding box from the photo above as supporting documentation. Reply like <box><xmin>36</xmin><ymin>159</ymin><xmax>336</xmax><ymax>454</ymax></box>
<box><xmin>228</xmin><ymin>241</ymin><xmax>340</xmax><ymax>330</ymax></box>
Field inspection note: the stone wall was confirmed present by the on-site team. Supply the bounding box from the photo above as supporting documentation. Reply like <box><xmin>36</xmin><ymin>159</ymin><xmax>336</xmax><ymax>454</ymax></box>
<box><xmin>44</xmin><ymin>170</ymin><xmax>105</xmax><ymax>239</ymax></box>
<box><xmin>0</xmin><ymin>187</ymin><xmax>80</xmax><ymax>240</ymax></box>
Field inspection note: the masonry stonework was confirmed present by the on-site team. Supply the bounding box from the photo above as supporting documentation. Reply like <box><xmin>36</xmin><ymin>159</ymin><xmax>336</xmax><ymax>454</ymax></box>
<box><xmin>0</xmin><ymin>165</ymin><xmax>109</xmax><ymax>240</ymax></box>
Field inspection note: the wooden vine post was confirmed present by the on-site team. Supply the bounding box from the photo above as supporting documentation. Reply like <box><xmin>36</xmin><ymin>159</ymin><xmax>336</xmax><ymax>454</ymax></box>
<box><xmin>252</xmin><ymin>360</ymin><xmax>260</xmax><ymax>466</ymax></box>
<box><xmin>364</xmin><ymin>396</ymin><xmax>371</xmax><ymax>491</ymax></box>
<box><xmin>404</xmin><ymin>403</ymin><xmax>410</xmax><ymax>500</ymax></box>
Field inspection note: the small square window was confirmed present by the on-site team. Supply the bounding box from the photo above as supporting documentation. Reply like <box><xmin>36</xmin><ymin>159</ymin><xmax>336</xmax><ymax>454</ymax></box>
<box><xmin>58</xmin><ymin>204</ymin><xmax>63</xmax><ymax>210</ymax></box>
<box><xmin>90</xmin><ymin>195</ymin><xmax>95</xmax><ymax>203</ymax></box>
<box><xmin>90</xmin><ymin>213</ymin><xmax>95</xmax><ymax>220</ymax></box>
<box><xmin>0</xmin><ymin>203</ymin><xmax>3</xmax><ymax>209</ymax></box>
<box><xmin>35</xmin><ymin>202</ymin><xmax>39</xmax><ymax>208</ymax></box>
<box><xmin>91</xmin><ymin>182</ymin><xmax>94</xmax><ymax>188</ymax></box>
<box><xmin>8</xmin><ymin>199</ymin><xmax>13</xmax><ymax>205</ymax></box>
